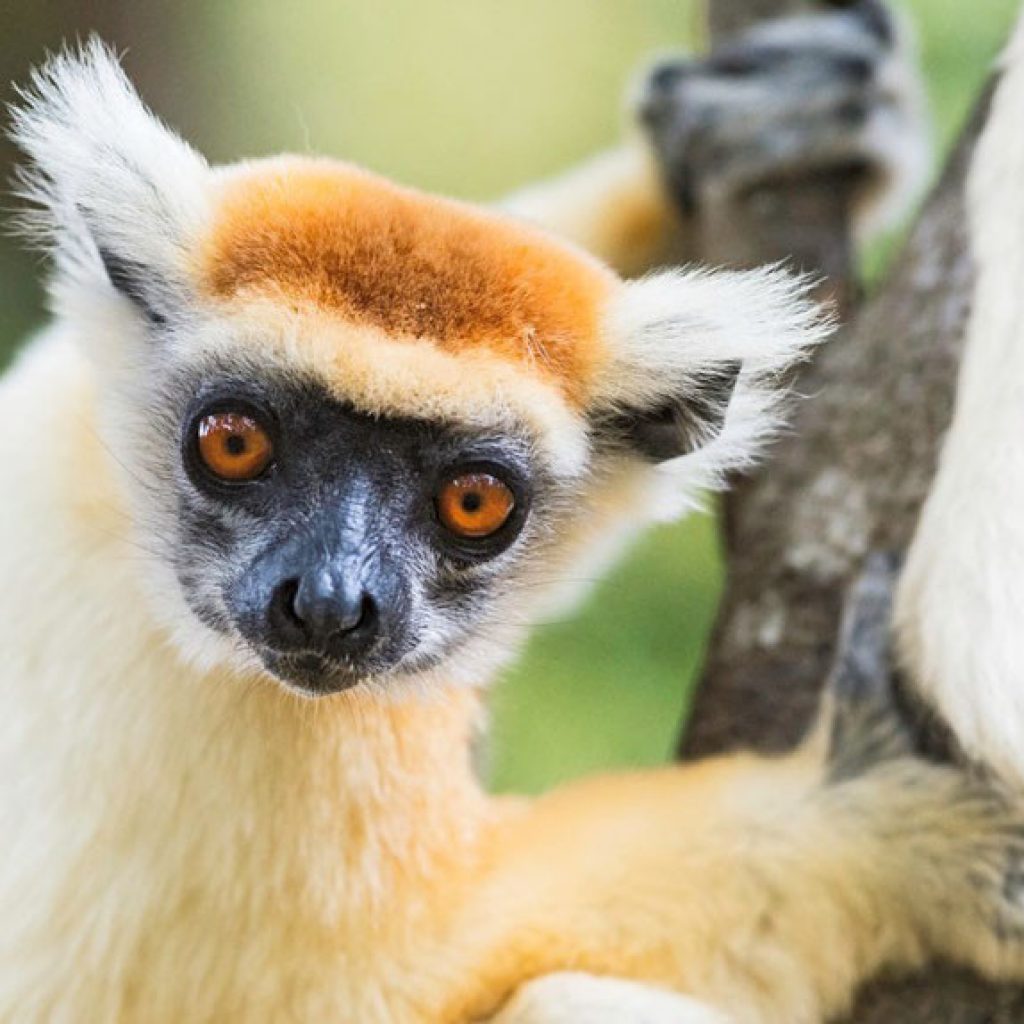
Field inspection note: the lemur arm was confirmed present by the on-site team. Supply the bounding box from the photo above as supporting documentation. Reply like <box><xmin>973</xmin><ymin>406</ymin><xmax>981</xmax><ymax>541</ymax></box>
<box><xmin>497</xmin><ymin>141</ymin><xmax>686</xmax><ymax>279</ymax></box>
<box><xmin>460</xmin><ymin>557</ymin><xmax>1024</xmax><ymax>1024</ymax></box>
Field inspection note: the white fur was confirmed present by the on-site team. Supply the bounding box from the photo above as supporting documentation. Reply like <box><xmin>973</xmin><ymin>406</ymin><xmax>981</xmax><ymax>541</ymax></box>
<box><xmin>10</xmin><ymin>38</ymin><xmax>210</xmax><ymax>321</ymax></box>
<box><xmin>895</xmin><ymin>12</ymin><xmax>1024</xmax><ymax>785</ymax></box>
<box><xmin>599</xmin><ymin>266</ymin><xmax>831</xmax><ymax>520</ymax></box>
<box><xmin>492</xmin><ymin>973</ymin><xmax>732</xmax><ymax>1024</ymax></box>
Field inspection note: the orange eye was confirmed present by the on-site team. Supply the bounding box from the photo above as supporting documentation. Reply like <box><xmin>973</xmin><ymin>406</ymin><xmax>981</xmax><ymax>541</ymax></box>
<box><xmin>436</xmin><ymin>472</ymin><xmax>516</xmax><ymax>539</ymax></box>
<box><xmin>196</xmin><ymin>411</ymin><xmax>274</xmax><ymax>482</ymax></box>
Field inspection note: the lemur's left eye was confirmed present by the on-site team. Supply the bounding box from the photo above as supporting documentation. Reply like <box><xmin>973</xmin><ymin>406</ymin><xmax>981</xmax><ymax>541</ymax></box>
<box><xmin>196</xmin><ymin>411</ymin><xmax>274</xmax><ymax>482</ymax></box>
<box><xmin>436</xmin><ymin>472</ymin><xmax>515</xmax><ymax>539</ymax></box>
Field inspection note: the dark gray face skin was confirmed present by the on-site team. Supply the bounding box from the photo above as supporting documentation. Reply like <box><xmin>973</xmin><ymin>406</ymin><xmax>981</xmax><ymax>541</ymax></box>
<box><xmin>160</xmin><ymin>350</ymin><xmax>738</xmax><ymax>697</ymax></box>
<box><xmin>172</xmin><ymin>369</ymin><xmax>540</xmax><ymax>696</ymax></box>
<box><xmin>100</xmin><ymin>252</ymin><xmax>739</xmax><ymax>699</ymax></box>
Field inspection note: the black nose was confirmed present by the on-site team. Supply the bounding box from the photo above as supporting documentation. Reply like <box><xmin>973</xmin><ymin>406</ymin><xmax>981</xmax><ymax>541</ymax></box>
<box><xmin>269</xmin><ymin>567</ymin><xmax>379</xmax><ymax>656</ymax></box>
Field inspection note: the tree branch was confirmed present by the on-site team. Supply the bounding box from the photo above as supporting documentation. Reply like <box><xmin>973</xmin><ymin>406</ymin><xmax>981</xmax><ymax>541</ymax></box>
<box><xmin>699</xmin><ymin>0</ymin><xmax>858</xmax><ymax>313</ymax></box>
<box><xmin>681</xmin><ymin>82</ymin><xmax>990</xmax><ymax>759</ymax></box>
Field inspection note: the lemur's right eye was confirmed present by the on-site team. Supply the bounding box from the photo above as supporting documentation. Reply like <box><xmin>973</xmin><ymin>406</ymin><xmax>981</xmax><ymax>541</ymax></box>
<box><xmin>436</xmin><ymin>471</ymin><xmax>516</xmax><ymax>540</ymax></box>
<box><xmin>196</xmin><ymin>411</ymin><xmax>274</xmax><ymax>482</ymax></box>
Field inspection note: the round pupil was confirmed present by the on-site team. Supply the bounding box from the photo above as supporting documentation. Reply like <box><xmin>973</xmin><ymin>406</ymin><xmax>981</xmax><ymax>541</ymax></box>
<box><xmin>461</xmin><ymin>492</ymin><xmax>483</xmax><ymax>513</ymax></box>
<box><xmin>196</xmin><ymin>411</ymin><xmax>272</xmax><ymax>483</ymax></box>
<box><xmin>225</xmin><ymin>434</ymin><xmax>247</xmax><ymax>456</ymax></box>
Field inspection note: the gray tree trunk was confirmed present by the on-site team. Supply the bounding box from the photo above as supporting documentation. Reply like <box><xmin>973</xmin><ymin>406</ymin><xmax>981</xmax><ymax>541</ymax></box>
<box><xmin>681</xmin><ymin>3</ymin><xmax>1024</xmax><ymax>1019</ymax></box>
<box><xmin>681</xmin><ymin>80</ymin><xmax>990</xmax><ymax>760</ymax></box>
<box><xmin>701</xmin><ymin>0</ymin><xmax>859</xmax><ymax>313</ymax></box>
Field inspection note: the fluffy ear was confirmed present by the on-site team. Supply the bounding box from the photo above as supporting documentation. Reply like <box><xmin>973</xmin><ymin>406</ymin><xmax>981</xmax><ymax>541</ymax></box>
<box><xmin>591</xmin><ymin>266</ymin><xmax>830</xmax><ymax>485</ymax></box>
<box><xmin>10</xmin><ymin>39</ymin><xmax>210</xmax><ymax>326</ymax></box>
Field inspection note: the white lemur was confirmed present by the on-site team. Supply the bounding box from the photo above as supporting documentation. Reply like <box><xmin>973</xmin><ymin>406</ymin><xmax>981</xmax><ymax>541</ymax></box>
<box><xmin>897</xmin><ymin>9</ymin><xmax>1024</xmax><ymax>787</ymax></box>
<box><xmin>1</xmin><ymin>6</ymin><xmax>1016</xmax><ymax>1023</ymax></box>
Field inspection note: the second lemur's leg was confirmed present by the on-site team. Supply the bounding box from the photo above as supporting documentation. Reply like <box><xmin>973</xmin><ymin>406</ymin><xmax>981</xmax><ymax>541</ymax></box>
<box><xmin>499</xmin><ymin>0</ymin><xmax>927</xmax><ymax>279</ymax></box>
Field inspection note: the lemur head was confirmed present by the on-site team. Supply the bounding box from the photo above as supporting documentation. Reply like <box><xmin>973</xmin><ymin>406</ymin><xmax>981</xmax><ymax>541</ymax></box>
<box><xmin>12</xmin><ymin>42</ymin><xmax>827</xmax><ymax>696</ymax></box>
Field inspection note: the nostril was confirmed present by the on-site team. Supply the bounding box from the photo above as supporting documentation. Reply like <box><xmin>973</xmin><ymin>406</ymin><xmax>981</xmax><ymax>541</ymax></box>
<box><xmin>352</xmin><ymin>592</ymin><xmax>378</xmax><ymax>636</ymax></box>
<box><xmin>332</xmin><ymin>590</ymin><xmax>377</xmax><ymax>638</ymax></box>
<box><xmin>271</xmin><ymin>577</ymin><xmax>304</xmax><ymax>634</ymax></box>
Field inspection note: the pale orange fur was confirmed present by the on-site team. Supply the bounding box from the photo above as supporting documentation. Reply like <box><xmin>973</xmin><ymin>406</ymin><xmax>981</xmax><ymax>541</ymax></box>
<box><xmin>200</xmin><ymin>158</ymin><xmax>616</xmax><ymax>407</ymax></box>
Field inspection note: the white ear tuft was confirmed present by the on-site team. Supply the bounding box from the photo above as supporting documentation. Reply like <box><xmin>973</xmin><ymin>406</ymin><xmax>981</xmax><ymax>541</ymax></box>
<box><xmin>9</xmin><ymin>38</ymin><xmax>210</xmax><ymax>322</ymax></box>
<box><xmin>594</xmin><ymin>265</ymin><xmax>832</xmax><ymax>503</ymax></box>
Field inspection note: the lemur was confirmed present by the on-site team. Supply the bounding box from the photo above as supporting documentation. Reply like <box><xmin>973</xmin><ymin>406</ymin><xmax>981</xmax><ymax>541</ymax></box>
<box><xmin>897</xmin><ymin>9</ymin><xmax>1024</xmax><ymax>788</ymax></box>
<box><xmin>1</xmin><ymin>7</ymin><xmax>1018</xmax><ymax>1023</ymax></box>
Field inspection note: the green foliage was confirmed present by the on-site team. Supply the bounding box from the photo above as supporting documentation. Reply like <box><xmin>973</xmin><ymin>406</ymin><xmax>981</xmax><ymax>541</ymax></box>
<box><xmin>490</xmin><ymin>512</ymin><xmax>721</xmax><ymax>793</ymax></box>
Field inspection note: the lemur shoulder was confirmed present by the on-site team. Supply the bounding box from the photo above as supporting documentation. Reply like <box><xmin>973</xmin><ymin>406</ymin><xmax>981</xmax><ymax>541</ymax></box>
<box><xmin>0</xmin><ymin>7</ymin><xmax>1020</xmax><ymax>1023</ymax></box>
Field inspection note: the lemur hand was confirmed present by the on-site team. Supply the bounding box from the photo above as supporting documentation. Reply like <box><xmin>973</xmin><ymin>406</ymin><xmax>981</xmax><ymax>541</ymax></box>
<box><xmin>635</xmin><ymin>0</ymin><xmax>929</xmax><ymax>237</ymax></box>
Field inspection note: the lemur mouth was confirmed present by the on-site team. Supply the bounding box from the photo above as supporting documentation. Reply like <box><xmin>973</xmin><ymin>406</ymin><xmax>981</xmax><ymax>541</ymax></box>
<box><xmin>258</xmin><ymin>650</ymin><xmax>373</xmax><ymax>698</ymax></box>
<box><xmin>255</xmin><ymin>641</ymin><xmax>454</xmax><ymax>698</ymax></box>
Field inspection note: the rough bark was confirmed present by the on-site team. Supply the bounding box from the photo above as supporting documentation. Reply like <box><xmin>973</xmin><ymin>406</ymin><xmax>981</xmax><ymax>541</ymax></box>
<box><xmin>682</xmin><ymin>81</ymin><xmax>990</xmax><ymax>760</ymax></box>
<box><xmin>682</xmin><ymin>5</ymin><xmax>1024</xmax><ymax>1018</ymax></box>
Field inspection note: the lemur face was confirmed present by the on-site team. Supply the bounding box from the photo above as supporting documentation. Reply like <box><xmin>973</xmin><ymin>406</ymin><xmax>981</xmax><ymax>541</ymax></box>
<box><xmin>120</xmin><ymin>160</ymin><xmax>614</xmax><ymax>695</ymax></box>
<box><xmin>165</xmin><ymin>363</ymin><xmax>559</xmax><ymax>695</ymax></box>
<box><xmin>13</xmin><ymin>43</ymin><xmax>827</xmax><ymax>694</ymax></box>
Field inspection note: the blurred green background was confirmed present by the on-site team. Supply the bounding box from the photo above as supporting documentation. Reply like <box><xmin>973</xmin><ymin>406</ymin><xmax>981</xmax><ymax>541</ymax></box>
<box><xmin>1</xmin><ymin>0</ymin><xmax>1018</xmax><ymax>793</ymax></box>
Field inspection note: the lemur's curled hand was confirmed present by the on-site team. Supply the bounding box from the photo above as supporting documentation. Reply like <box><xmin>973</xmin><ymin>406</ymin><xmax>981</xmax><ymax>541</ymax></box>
<box><xmin>503</xmin><ymin>0</ymin><xmax>928</xmax><ymax>278</ymax></box>
<box><xmin>636</xmin><ymin>0</ymin><xmax>929</xmax><ymax>239</ymax></box>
